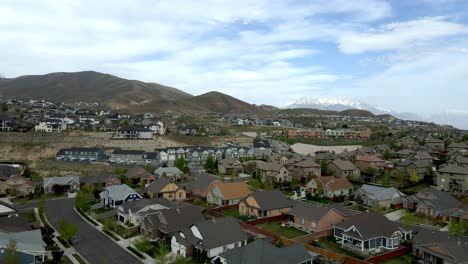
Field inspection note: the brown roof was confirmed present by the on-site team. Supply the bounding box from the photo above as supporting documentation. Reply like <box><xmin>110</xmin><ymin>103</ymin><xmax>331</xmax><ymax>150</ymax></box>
<box><xmin>292</xmin><ymin>158</ymin><xmax>320</xmax><ymax>168</ymax></box>
<box><xmin>256</xmin><ymin>161</ymin><xmax>284</xmax><ymax>172</ymax></box>
<box><xmin>316</xmin><ymin>176</ymin><xmax>353</xmax><ymax>192</ymax></box>
<box><xmin>213</xmin><ymin>181</ymin><xmax>251</xmax><ymax>200</ymax></box>
<box><xmin>356</xmin><ymin>155</ymin><xmax>385</xmax><ymax>163</ymax></box>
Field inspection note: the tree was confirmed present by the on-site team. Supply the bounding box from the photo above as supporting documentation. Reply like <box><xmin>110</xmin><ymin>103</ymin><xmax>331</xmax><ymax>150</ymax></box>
<box><xmin>291</xmin><ymin>177</ymin><xmax>299</xmax><ymax>188</ymax></box>
<box><xmin>74</xmin><ymin>191</ymin><xmax>91</xmax><ymax>212</ymax></box>
<box><xmin>4</xmin><ymin>240</ymin><xmax>19</xmax><ymax>264</ymax></box>
<box><xmin>1</xmin><ymin>102</ymin><xmax>8</xmax><ymax>112</ymax></box>
<box><xmin>59</xmin><ymin>219</ymin><xmax>79</xmax><ymax>243</ymax></box>
<box><xmin>38</xmin><ymin>197</ymin><xmax>45</xmax><ymax>215</ymax></box>
<box><xmin>320</xmin><ymin>160</ymin><xmax>330</xmax><ymax>176</ymax></box>
<box><xmin>409</xmin><ymin>171</ymin><xmax>420</xmax><ymax>184</ymax></box>
<box><xmin>204</xmin><ymin>154</ymin><xmax>216</xmax><ymax>172</ymax></box>
<box><xmin>316</xmin><ymin>183</ymin><xmax>324</xmax><ymax>196</ymax></box>
<box><xmin>175</xmin><ymin>157</ymin><xmax>189</xmax><ymax>173</ymax></box>
<box><xmin>383</xmin><ymin>150</ymin><xmax>392</xmax><ymax>160</ymax></box>
<box><xmin>462</xmin><ymin>134</ymin><xmax>468</xmax><ymax>142</ymax></box>
<box><xmin>381</xmin><ymin>170</ymin><xmax>391</xmax><ymax>186</ymax></box>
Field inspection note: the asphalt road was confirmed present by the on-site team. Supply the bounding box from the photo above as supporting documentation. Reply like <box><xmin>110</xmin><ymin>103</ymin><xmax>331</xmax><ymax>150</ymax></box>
<box><xmin>45</xmin><ymin>198</ymin><xmax>141</xmax><ymax>264</ymax></box>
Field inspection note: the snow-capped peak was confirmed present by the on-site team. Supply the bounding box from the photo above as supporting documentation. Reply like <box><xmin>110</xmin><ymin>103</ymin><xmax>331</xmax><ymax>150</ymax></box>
<box><xmin>286</xmin><ymin>96</ymin><xmax>393</xmax><ymax>115</ymax></box>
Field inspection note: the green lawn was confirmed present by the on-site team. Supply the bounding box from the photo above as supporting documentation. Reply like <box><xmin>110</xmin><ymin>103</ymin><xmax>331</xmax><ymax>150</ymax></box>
<box><xmin>220</xmin><ymin>208</ymin><xmax>253</xmax><ymax>222</ymax></box>
<box><xmin>258</xmin><ymin>221</ymin><xmax>308</xmax><ymax>239</ymax></box>
<box><xmin>20</xmin><ymin>209</ymin><xmax>37</xmax><ymax>223</ymax></box>
<box><xmin>400</xmin><ymin>212</ymin><xmax>446</xmax><ymax>227</ymax></box>
<box><xmin>381</xmin><ymin>255</ymin><xmax>412</xmax><ymax>264</ymax></box>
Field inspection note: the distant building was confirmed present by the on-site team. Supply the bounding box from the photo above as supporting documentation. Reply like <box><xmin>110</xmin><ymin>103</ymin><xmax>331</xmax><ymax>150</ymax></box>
<box><xmin>56</xmin><ymin>147</ymin><xmax>106</xmax><ymax>162</ymax></box>
<box><xmin>34</xmin><ymin>118</ymin><xmax>67</xmax><ymax>132</ymax></box>
<box><xmin>114</xmin><ymin>126</ymin><xmax>152</xmax><ymax>139</ymax></box>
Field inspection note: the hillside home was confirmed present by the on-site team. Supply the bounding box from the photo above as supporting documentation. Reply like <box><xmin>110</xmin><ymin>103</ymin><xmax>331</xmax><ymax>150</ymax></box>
<box><xmin>217</xmin><ymin>158</ymin><xmax>243</xmax><ymax>175</ymax></box>
<box><xmin>154</xmin><ymin>167</ymin><xmax>183</xmax><ymax>181</ymax></box>
<box><xmin>145</xmin><ymin>177</ymin><xmax>186</xmax><ymax>201</ymax></box>
<box><xmin>171</xmin><ymin>217</ymin><xmax>248</xmax><ymax>258</ymax></box>
<box><xmin>147</xmin><ymin>121</ymin><xmax>166</xmax><ymax>135</ymax></box>
<box><xmin>239</xmin><ymin>190</ymin><xmax>294</xmax><ymax>218</ymax></box>
<box><xmin>425</xmin><ymin>136</ymin><xmax>445</xmax><ymax>151</ymax></box>
<box><xmin>403</xmin><ymin>188</ymin><xmax>461</xmax><ymax>221</ymax></box>
<box><xmin>355</xmin><ymin>155</ymin><xmax>385</xmax><ymax>173</ymax></box>
<box><xmin>125</xmin><ymin>167</ymin><xmax>156</xmax><ymax>186</ymax></box>
<box><xmin>55</xmin><ymin>147</ymin><xmax>106</xmax><ymax>162</ymax></box>
<box><xmin>437</xmin><ymin>164</ymin><xmax>468</xmax><ymax>193</ymax></box>
<box><xmin>100</xmin><ymin>184</ymin><xmax>142</xmax><ymax>208</ymax></box>
<box><xmin>34</xmin><ymin>118</ymin><xmax>66</xmax><ymax>132</ymax></box>
<box><xmin>206</xmin><ymin>181</ymin><xmax>250</xmax><ymax>206</ymax></box>
<box><xmin>114</xmin><ymin>126</ymin><xmax>153</xmax><ymax>139</ymax></box>
<box><xmin>0</xmin><ymin>116</ymin><xmax>17</xmax><ymax>131</ymax></box>
<box><xmin>110</xmin><ymin>149</ymin><xmax>145</xmax><ymax>165</ymax></box>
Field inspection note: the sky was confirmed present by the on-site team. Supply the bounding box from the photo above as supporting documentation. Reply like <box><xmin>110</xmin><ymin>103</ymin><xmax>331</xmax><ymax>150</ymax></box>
<box><xmin>1</xmin><ymin>0</ymin><xmax>468</xmax><ymax>127</ymax></box>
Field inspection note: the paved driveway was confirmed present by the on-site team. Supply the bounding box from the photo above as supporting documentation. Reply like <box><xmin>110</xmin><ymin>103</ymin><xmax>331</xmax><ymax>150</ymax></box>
<box><xmin>45</xmin><ymin>198</ymin><xmax>141</xmax><ymax>264</ymax></box>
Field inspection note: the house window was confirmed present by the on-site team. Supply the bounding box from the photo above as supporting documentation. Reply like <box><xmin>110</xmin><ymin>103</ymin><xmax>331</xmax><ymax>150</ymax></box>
<box><xmin>178</xmin><ymin>192</ymin><xmax>182</xmax><ymax>198</ymax></box>
<box><xmin>301</xmin><ymin>218</ymin><xmax>305</xmax><ymax>225</ymax></box>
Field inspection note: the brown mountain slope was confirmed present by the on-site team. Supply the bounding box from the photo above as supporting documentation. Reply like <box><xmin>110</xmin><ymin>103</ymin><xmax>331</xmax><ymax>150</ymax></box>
<box><xmin>0</xmin><ymin>71</ymin><xmax>193</xmax><ymax>110</ymax></box>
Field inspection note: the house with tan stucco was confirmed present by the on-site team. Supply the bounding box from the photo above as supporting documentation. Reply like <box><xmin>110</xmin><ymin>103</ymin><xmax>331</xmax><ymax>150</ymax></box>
<box><xmin>145</xmin><ymin>177</ymin><xmax>186</xmax><ymax>201</ymax></box>
<box><xmin>239</xmin><ymin>190</ymin><xmax>294</xmax><ymax>218</ymax></box>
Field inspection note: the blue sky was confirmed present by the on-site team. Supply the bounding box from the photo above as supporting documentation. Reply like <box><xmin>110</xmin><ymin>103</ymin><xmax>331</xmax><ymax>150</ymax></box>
<box><xmin>1</xmin><ymin>0</ymin><xmax>468</xmax><ymax>127</ymax></box>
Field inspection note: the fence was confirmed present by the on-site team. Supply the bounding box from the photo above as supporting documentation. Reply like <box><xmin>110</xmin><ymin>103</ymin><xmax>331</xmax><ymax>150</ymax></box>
<box><xmin>365</xmin><ymin>246</ymin><xmax>411</xmax><ymax>263</ymax></box>
<box><xmin>245</xmin><ymin>214</ymin><xmax>287</xmax><ymax>226</ymax></box>
<box><xmin>239</xmin><ymin>222</ymin><xmax>279</xmax><ymax>240</ymax></box>
<box><xmin>210</xmin><ymin>204</ymin><xmax>239</xmax><ymax>212</ymax></box>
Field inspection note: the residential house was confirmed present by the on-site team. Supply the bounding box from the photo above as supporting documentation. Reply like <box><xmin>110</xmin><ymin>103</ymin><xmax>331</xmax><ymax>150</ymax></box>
<box><xmin>447</xmin><ymin>142</ymin><xmax>468</xmax><ymax>152</ymax></box>
<box><xmin>43</xmin><ymin>176</ymin><xmax>80</xmax><ymax>194</ymax></box>
<box><xmin>178</xmin><ymin>124</ymin><xmax>202</xmax><ymax>136</ymax></box>
<box><xmin>353</xmin><ymin>184</ymin><xmax>406</xmax><ymax>209</ymax></box>
<box><xmin>55</xmin><ymin>147</ymin><xmax>106</xmax><ymax>162</ymax></box>
<box><xmin>0</xmin><ymin>176</ymin><xmax>36</xmax><ymax>196</ymax></box>
<box><xmin>355</xmin><ymin>155</ymin><xmax>385</xmax><ymax>173</ymax></box>
<box><xmin>413</xmin><ymin>229</ymin><xmax>468</xmax><ymax>264</ymax></box>
<box><xmin>100</xmin><ymin>184</ymin><xmax>142</xmax><ymax>208</ymax></box>
<box><xmin>125</xmin><ymin>167</ymin><xmax>156</xmax><ymax>186</ymax></box>
<box><xmin>392</xmin><ymin>159</ymin><xmax>431</xmax><ymax>181</ymax></box>
<box><xmin>333</xmin><ymin>213</ymin><xmax>412</xmax><ymax>253</ymax></box>
<box><xmin>403</xmin><ymin>188</ymin><xmax>461</xmax><ymax>221</ymax></box>
<box><xmin>145</xmin><ymin>177</ymin><xmax>186</xmax><ymax>201</ymax></box>
<box><xmin>305</xmin><ymin>176</ymin><xmax>354</xmax><ymax>199</ymax></box>
<box><xmin>0</xmin><ymin>230</ymin><xmax>46</xmax><ymax>263</ymax></box>
<box><xmin>410</xmin><ymin>151</ymin><xmax>433</xmax><ymax>163</ymax></box>
<box><xmin>171</xmin><ymin>217</ymin><xmax>248</xmax><ymax>258</ymax></box>
<box><xmin>288</xmin><ymin>158</ymin><xmax>321</xmax><ymax>180</ymax></box>
<box><xmin>147</xmin><ymin>121</ymin><xmax>166</xmax><ymax>135</ymax></box>
<box><xmin>437</xmin><ymin>164</ymin><xmax>468</xmax><ymax>193</ymax></box>
<box><xmin>154</xmin><ymin>167</ymin><xmax>183</xmax><ymax>181</ymax></box>
<box><xmin>0</xmin><ymin>164</ymin><xmax>20</xmax><ymax>181</ymax></box>
<box><xmin>396</xmin><ymin>137</ymin><xmax>419</xmax><ymax>150</ymax></box>
<box><xmin>447</xmin><ymin>156</ymin><xmax>468</xmax><ymax>168</ymax></box>
<box><xmin>185</xmin><ymin>173</ymin><xmax>221</xmax><ymax>198</ymax></box>
<box><xmin>239</xmin><ymin>190</ymin><xmax>294</xmax><ymax>218</ymax></box>
<box><xmin>83</xmin><ymin>170</ymin><xmax>121</xmax><ymax>187</ymax></box>
<box><xmin>110</xmin><ymin>150</ymin><xmax>145</xmax><ymax>165</ymax></box>
<box><xmin>0</xmin><ymin>115</ymin><xmax>17</xmax><ymax>131</ymax></box>
<box><xmin>34</xmin><ymin>118</ymin><xmax>66</xmax><ymax>132</ymax></box>
<box><xmin>141</xmin><ymin>205</ymin><xmax>205</xmax><ymax>240</ymax></box>
<box><xmin>252</xmin><ymin>138</ymin><xmax>272</xmax><ymax>159</ymax></box>
<box><xmin>117</xmin><ymin>198</ymin><xmax>179</xmax><ymax>226</ymax></box>
<box><xmin>212</xmin><ymin>239</ymin><xmax>316</xmax><ymax>264</ymax></box>
<box><xmin>327</xmin><ymin>159</ymin><xmax>361</xmax><ymax>180</ymax></box>
<box><xmin>0</xmin><ymin>216</ymin><xmax>31</xmax><ymax>233</ymax></box>
<box><xmin>206</xmin><ymin>181</ymin><xmax>250</xmax><ymax>206</ymax></box>
<box><xmin>217</xmin><ymin>158</ymin><xmax>243</xmax><ymax>175</ymax></box>
<box><xmin>425</xmin><ymin>136</ymin><xmax>445</xmax><ymax>151</ymax></box>
<box><xmin>255</xmin><ymin>161</ymin><xmax>291</xmax><ymax>184</ymax></box>
<box><xmin>114</xmin><ymin>126</ymin><xmax>153</xmax><ymax>139</ymax></box>
<box><xmin>288</xmin><ymin>201</ymin><xmax>351</xmax><ymax>233</ymax></box>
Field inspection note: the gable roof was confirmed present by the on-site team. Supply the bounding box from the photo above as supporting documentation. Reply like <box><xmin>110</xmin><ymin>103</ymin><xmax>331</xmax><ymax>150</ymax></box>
<box><xmin>144</xmin><ymin>205</ymin><xmax>204</xmax><ymax>234</ymax></box>
<box><xmin>335</xmin><ymin>213</ymin><xmax>409</xmax><ymax>240</ymax></box>
<box><xmin>409</xmin><ymin>188</ymin><xmax>461</xmax><ymax>211</ymax></box>
<box><xmin>100</xmin><ymin>184</ymin><xmax>140</xmax><ymax>201</ymax></box>
<box><xmin>185</xmin><ymin>173</ymin><xmax>220</xmax><ymax>192</ymax></box>
<box><xmin>247</xmin><ymin>190</ymin><xmax>294</xmax><ymax>211</ymax></box>
<box><xmin>292</xmin><ymin>158</ymin><xmax>320</xmax><ymax>168</ymax></box>
<box><xmin>120</xmin><ymin>198</ymin><xmax>182</xmax><ymax>214</ymax></box>
<box><xmin>146</xmin><ymin>177</ymin><xmax>177</xmax><ymax>194</ymax></box>
<box><xmin>255</xmin><ymin>161</ymin><xmax>284</xmax><ymax>172</ymax></box>
<box><xmin>315</xmin><ymin>176</ymin><xmax>353</xmax><ymax>192</ymax></box>
<box><xmin>0</xmin><ymin>216</ymin><xmax>31</xmax><ymax>233</ymax></box>
<box><xmin>154</xmin><ymin>167</ymin><xmax>182</xmax><ymax>176</ymax></box>
<box><xmin>358</xmin><ymin>184</ymin><xmax>406</xmax><ymax>201</ymax></box>
<box><xmin>330</xmin><ymin>159</ymin><xmax>358</xmax><ymax>171</ymax></box>
<box><xmin>211</xmin><ymin>181</ymin><xmax>250</xmax><ymax>200</ymax></box>
<box><xmin>0</xmin><ymin>229</ymin><xmax>46</xmax><ymax>253</ymax></box>
<box><xmin>218</xmin><ymin>239</ymin><xmax>316</xmax><ymax>264</ymax></box>
<box><xmin>438</xmin><ymin>164</ymin><xmax>468</xmax><ymax>175</ymax></box>
<box><xmin>125</xmin><ymin>167</ymin><xmax>155</xmax><ymax>179</ymax></box>
<box><xmin>43</xmin><ymin>175</ymin><xmax>80</xmax><ymax>188</ymax></box>
<box><xmin>413</xmin><ymin>229</ymin><xmax>468</xmax><ymax>263</ymax></box>
<box><xmin>356</xmin><ymin>155</ymin><xmax>385</xmax><ymax>163</ymax></box>
<box><xmin>289</xmin><ymin>201</ymin><xmax>348</xmax><ymax>222</ymax></box>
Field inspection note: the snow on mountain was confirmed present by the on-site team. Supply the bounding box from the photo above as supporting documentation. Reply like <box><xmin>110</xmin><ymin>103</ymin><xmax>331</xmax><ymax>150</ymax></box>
<box><xmin>286</xmin><ymin>96</ymin><xmax>393</xmax><ymax>115</ymax></box>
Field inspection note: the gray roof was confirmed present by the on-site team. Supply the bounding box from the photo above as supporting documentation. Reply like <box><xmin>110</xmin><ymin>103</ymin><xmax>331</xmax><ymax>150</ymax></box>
<box><xmin>438</xmin><ymin>164</ymin><xmax>468</xmax><ymax>175</ymax></box>
<box><xmin>84</xmin><ymin>170</ymin><xmax>117</xmax><ymax>184</ymax></box>
<box><xmin>408</xmin><ymin>188</ymin><xmax>461</xmax><ymax>212</ymax></box>
<box><xmin>0</xmin><ymin>229</ymin><xmax>46</xmax><ymax>253</ymax></box>
<box><xmin>397</xmin><ymin>159</ymin><xmax>430</xmax><ymax>168</ymax></box>
<box><xmin>247</xmin><ymin>190</ymin><xmax>294</xmax><ymax>211</ymax></box>
<box><xmin>413</xmin><ymin>229</ymin><xmax>468</xmax><ymax>263</ymax></box>
<box><xmin>143</xmin><ymin>205</ymin><xmax>204</xmax><ymax>234</ymax></box>
<box><xmin>145</xmin><ymin>177</ymin><xmax>173</xmax><ymax>194</ymax></box>
<box><xmin>99</xmin><ymin>184</ymin><xmax>140</xmax><ymax>201</ymax></box>
<box><xmin>43</xmin><ymin>175</ymin><xmax>80</xmax><ymax>189</ymax></box>
<box><xmin>0</xmin><ymin>216</ymin><xmax>31</xmax><ymax>233</ymax></box>
<box><xmin>120</xmin><ymin>198</ymin><xmax>177</xmax><ymax>214</ymax></box>
<box><xmin>330</xmin><ymin>159</ymin><xmax>357</xmax><ymax>171</ymax></box>
<box><xmin>335</xmin><ymin>213</ymin><xmax>409</xmax><ymax>240</ymax></box>
<box><xmin>154</xmin><ymin>167</ymin><xmax>182</xmax><ymax>176</ymax></box>
<box><xmin>289</xmin><ymin>201</ymin><xmax>349</xmax><ymax>222</ymax></box>
<box><xmin>185</xmin><ymin>173</ymin><xmax>219</xmax><ymax>192</ymax></box>
<box><xmin>177</xmin><ymin>217</ymin><xmax>248</xmax><ymax>249</ymax></box>
<box><xmin>357</xmin><ymin>184</ymin><xmax>406</xmax><ymax>201</ymax></box>
<box><xmin>218</xmin><ymin>239</ymin><xmax>316</xmax><ymax>264</ymax></box>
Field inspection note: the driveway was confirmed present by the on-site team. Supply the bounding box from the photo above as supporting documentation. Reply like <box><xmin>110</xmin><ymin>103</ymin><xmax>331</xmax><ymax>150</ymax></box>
<box><xmin>45</xmin><ymin>198</ymin><xmax>141</xmax><ymax>264</ymax></box>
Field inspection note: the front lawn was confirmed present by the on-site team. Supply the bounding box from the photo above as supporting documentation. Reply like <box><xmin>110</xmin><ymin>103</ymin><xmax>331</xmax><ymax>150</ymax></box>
<box><xmin>257</xmin><ymin>221</ymin><xmax>308</xmax><ymax>239</ymax></box>
<box><xmin>381</xmin><ymin>255</ymin><xmax>413</xmax><ymax>264</ymax></box>
<box><xmin>400</xmin><ymin>212</ymin><xmax>446</xmax><ymax>227</ymax></box>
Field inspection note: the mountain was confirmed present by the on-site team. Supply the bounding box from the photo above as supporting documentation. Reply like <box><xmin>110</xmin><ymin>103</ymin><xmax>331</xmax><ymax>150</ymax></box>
<box><xmin>0</xmin><ymin>71</ymin><xmax>270</xmax><ymax>115</ymax></box>
<box><xmin>279</xmin><ymin>108</ymin><xmax>385</xmax><ymax>118</ymax></box>
<box><xmin>286</xmin><ymin>96</ymin><xmax>392</xmax><ymax>115</ymax></box>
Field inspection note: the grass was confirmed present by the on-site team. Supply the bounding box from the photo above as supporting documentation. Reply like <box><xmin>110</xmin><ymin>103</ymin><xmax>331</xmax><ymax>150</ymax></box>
<box><xmin>11</xmin><ymin>193</ymin><xmax>67</xmax><ymax>204</ymax></box>
<box><xmin>402</xmin><ymin>182</ymin><xmax>432</xmax><ymax>194</ymax></box>
<box><xmin>60</xmin><ymin>256</ymin><xmax>74</xmax><ymax>264</ymax></box>
<box><xmin>20</xmin><ymin>209</ymin><xmax>37</xmax><ymax>223</ymax></box>
<box><xmin>314</xmin><ymin>237</ymin><xmax>366</xmax><ymax>260</ymax></box>
<box><xmin>308</xmin><ymin>196</ymin><xmax>332</xmax><ymax>204</ymax></box>
<box><xmin>103</xmin><ymin>229</ymin><xmax>120</xmax><ymax>241</ymax></box>
<box><xmin>127</xmin><ymin>246</ymin><xmax>145</xmax><ymax>259</ymax></box>
<box><xmin>381</xmin><ymin>255</ymin><xmax>412</xmax><ymax>264</ymax></box>
<box><xmin>400</xmin><ymin>212</ymin><xmax>446</xmax><ymax>227</ymax></box>
<box><xmin>220</xmin><ymin>208</ymin><xmax>254</xmax><ymax>222</ymax></box>
<box><xmin>57</xmin><ymin>236</ymin><xmax>70</xmax><ymax>248</ymax></box>
<box><xmin>258</xmin><ymin>221</ymin><xmax>308</xmax><ymax>239</ymax></box>
<box><xmin>75</xmin><ymin>207</ymin><xmax>99</xmax><ymax>226</ymax></box>
<box><xmin>72</xmin><ymin>254</ymin><xmax>87</xmax><ymax>264</ymax></box>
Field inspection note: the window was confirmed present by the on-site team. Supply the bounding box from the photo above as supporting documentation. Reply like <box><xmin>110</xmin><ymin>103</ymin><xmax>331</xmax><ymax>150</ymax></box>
<box><xmin>178</xmin><ymin>192</ymin><xmax>182</xmax><ymax>198</ymax></box>
<box><xmin>301</xmin><ymin>218</ymin><xmax>305</xmax><ymax>225</ymax></box>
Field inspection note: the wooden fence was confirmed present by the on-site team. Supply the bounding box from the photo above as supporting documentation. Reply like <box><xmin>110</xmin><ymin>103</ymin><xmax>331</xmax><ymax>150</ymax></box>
<box><xmin>365</xmin><ymin>246</ymin><xmax>411</xmax><ymax>263</ymax></box>
<box><xmin>293</xmin><ymin>229</ymin><xmax>332</xmax><ymax>244</ymax></box>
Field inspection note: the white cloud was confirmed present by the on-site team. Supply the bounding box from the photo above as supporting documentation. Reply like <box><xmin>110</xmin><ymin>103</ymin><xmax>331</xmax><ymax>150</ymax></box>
<box><xmin>338</xmin><ymin>17</ymin><xmax>468</xmax><ymax>54</ymax></box>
